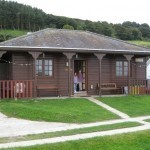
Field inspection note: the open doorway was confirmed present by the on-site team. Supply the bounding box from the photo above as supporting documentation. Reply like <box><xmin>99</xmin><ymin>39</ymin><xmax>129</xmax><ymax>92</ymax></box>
<box><xmin>74</xmin><ymin>60</ymin><xmax>86</xmax><ymax>92</ymax></box>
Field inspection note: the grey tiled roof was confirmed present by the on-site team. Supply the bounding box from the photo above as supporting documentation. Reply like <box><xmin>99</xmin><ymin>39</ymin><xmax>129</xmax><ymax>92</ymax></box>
<box><xmin>0</xmin><ymin>28</ymin><xmax>149</xmax><ymax>52</ymax></box>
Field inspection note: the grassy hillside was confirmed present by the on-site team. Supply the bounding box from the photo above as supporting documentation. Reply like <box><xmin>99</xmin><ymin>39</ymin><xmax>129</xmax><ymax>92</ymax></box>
<box><xmin>128</xmin><ymin>40</ymin><xmax>150</xmax><ymax>48</ymax></box>
<box><xmin>0</xmin><ymin>30</ymin><xmax>28</xmax><ymax>42</ymax></box>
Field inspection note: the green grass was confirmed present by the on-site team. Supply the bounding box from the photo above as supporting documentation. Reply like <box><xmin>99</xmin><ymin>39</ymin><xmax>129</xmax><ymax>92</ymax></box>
<box><xmin>98</xmin><ymin>96</ymin><xmax>150</xmax><ymax>117</ymax></box>
<box><xmin>4</xmin><ymin>130</ymin><xmax>150</xmax><ymax>150</ymax></box>
<box><xmin>0</xmin><ymin>98</ymin><xmax>119</xmax><ymax>123</ymax></box>
<box><xmin>0</xmin><ymin>122</ymin><xmax>141</xmax><ymax>144</ymax></box>
<box><xmin>144</xmin><ymin>119</ymin><xmax>150</xmax><ymax>122</ymax></box>
<box><xmin>128</xmin><ymin>40</ymin><xmax>150</xmax><ymax>48</ymax></box>
<box><xmin>0</xmin><ymin>30</ymin><xmax>28</xmax><ymax>38</ymax></box>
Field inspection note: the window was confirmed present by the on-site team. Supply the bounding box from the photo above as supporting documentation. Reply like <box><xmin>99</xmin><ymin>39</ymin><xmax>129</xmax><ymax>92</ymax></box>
<box><xmin>36</xmin><ymin>59</ymin><xmax>53</xmax><ymax>77</ymax></box>
<box><xmin>116</xmin><ymin>61</ymin><xmax>128</xmax><ymax>77</ymax></box>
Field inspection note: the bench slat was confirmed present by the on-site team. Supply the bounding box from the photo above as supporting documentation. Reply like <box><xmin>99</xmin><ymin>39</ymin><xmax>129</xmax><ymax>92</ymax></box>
<box><xmin>37</xmin><ymin>85</ymin><xmax>59</xmax><ymax>96</ymax></box>
<box><xmin>97</xmin><ymin>83</ymin><xmax>118</xmax><ymax>90</ymax></box>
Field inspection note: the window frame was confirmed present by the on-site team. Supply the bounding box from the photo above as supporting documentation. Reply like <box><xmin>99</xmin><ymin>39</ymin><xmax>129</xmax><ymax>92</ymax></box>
<box><xmin>116</xmin><ymin>61</ymin><xmax>128</xmax><ymax>77</ymax></box>
<box><xmin>36</xmin><ymin>58</ymin><xmax>53</xmax><ymax>77</ymax></box>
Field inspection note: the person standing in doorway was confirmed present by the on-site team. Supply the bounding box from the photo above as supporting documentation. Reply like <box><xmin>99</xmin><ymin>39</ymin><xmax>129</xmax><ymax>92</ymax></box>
<box><xmin>74</xmin><ymin>72</ymin><xmax>78</xmax><ymax>93</ymax></box>
<box><xmin>78</xmin><ymin>70</ymin><xmax>83</xmax><ymax>91</ymax></box>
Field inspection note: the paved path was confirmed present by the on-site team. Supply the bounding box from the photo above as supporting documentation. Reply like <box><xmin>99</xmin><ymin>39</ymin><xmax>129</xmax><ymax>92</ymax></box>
<box><xmin>87</xmin><ymin>97</ymin><xmax>130</xmax><ymax>119</ymax></box>
<box><xmin>0</xmin><ymin>97</ymin><xmax>150</xmax><ymax>149</ymax></box>
<box><xmin>0</xmin><ymin>124</ymin><xmax>150</xmax><ymax>149</ymax></box>
<box><xmin>0</xmin><ymin>113</ymin><xmax>77</xmax><ymax>138</ymax></box>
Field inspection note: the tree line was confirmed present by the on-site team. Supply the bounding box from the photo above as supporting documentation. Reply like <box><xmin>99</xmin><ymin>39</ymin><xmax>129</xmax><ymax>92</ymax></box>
<box><xmin>0</xmin><ymin>0</ymin><xmax>150</xmax><ymax>41</ymax></box>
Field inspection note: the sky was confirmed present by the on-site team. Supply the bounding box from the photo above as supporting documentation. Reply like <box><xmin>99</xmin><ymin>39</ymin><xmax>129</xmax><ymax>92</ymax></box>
<box><xmin>7</xmin><ymin>0</ymin><xmax>150</xmax><ymax>25</ymax></box>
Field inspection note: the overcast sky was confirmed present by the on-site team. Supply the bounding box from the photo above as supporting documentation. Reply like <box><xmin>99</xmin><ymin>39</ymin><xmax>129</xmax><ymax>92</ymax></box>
<box><xmin>7</xmin><ymin>0</ymin><xmax>150</xmax><ymax>25</ymax></box>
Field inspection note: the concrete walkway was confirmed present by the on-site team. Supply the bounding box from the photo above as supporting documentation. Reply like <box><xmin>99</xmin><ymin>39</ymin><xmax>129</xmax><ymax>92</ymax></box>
<box><xmin>87</xmin><ymin>97</ymin><xmax>130</xmax><ymax>119</ymax></box>
<box><xmin>0</xmin><ymin>113</ymin><xmax>77</xmax><ymax>138</ymax></box>
<box><xmin>0</xmin><ymin>97</ymin><xmax>150</xmax><ymax>149</ymax></box>
<box><xmin>0</xmin><ymin>124</ymin><xmax>150</xmax><ymax>149</ymax></box>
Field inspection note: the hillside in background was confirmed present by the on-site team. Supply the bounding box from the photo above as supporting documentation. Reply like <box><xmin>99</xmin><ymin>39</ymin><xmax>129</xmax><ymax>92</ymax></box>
<box><xmin>128</xmin><ymin>40</ymin><xmax>150</xmax><ymax>48</ymax></box>
<box><xmin>0</xmin><ymin>0</ymin><xmax>150</xmax><ymax>44</ymax></box>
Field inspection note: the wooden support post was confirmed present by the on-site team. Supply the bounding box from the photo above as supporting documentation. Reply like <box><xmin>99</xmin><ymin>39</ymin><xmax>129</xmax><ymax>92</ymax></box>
<box><xmin>94</xmin><ymin>53</ymin><xmax>105</xmax><ymax>96</ymax></box>
<box><xmin>28</xmin><ymin>51</ymin><xmax>42</xmax><ymax>98</ymax></box>
<box><xmin>63</xmin><ymin>52</ymin><xmax>75</xmax><ymax>97</ymax></box>
<box><xmin>124</xmin><ymin>55</ymin><xmax>134</xmax><ymax>95</ymax></box>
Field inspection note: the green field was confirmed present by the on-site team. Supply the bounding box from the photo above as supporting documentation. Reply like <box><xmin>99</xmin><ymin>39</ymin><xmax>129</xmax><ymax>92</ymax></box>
<box><xmin>0</xmin><ymin>30</ymin><xmax>27</xmax><ymax>41</ymax></box>
<box><xmin>4</xmin><ymin>130</ymin><xmax>150</xmax><ymax>150</ymax></box>
<box><xmin>144</xmin><ymin>119</ymin><xmax>150</xmax><ymax>122</ymax></box>
<box><xmin>128</xmin><ymin>40</ymin><xmax>150</xmax><ymax>48</ymax></box>
<box><xmin>0</xmin><ymin>98</ymin><xmax>119</xmax><ymax>123</ymax></box>
<box><xmin>99</xmin><ymin>95</ymin><xmax>150</xmax><ymax>117</ymax></box>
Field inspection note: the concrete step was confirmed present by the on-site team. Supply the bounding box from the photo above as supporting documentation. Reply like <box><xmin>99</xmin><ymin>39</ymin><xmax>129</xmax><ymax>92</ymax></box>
<box><xmin>73</xmin><ymin>91</ymin><xmax>87</xmax><ymax>97</ymax></box>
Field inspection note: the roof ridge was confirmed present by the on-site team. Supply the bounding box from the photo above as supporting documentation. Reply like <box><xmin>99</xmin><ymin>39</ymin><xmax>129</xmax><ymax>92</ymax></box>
<box><xmin>47</xmin><ymin>28</ymin><xmax>86</xmax><ymax>33</ymax></box>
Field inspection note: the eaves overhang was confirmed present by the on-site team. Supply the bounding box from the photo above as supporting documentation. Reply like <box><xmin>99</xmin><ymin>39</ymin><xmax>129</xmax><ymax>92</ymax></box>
<box><xmin>0</xmin><ymin>46</ymin><xmax>150</xmax><ymax>55</ymax></box>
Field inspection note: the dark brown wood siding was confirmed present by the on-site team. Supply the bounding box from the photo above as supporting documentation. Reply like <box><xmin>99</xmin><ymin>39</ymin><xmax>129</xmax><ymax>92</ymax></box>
<box><xmin>9</xmin><ymin>52</ymin><xmax>147</xmax><ymax>96</ymax></box>
<box><xmin>58</xmin><ymin>54</ymin><xmax>70</xmax><ymax>96</ymax></box>
<box><xmin>12</xmin><ymin>52</ymin><xmax>33</xmax><ymax>80</ymax></box>
<box><xmin>36</xmin><ymin>53</ymin><xmax>71</xmax><ymax>96</ymax></box>
<box><xmin>87</xmin><ymin>54</ymin><xmax>99</xmax><ymax>95</ymax></box>
<box><xmin>134</xmin><ymin>57</ymin><xmax>146</xmax><ymax>79</ymax></box>
<box><xmin>86</xmin><ymin>54</ymin><xmax>147</xmax><ymax>95</ymax></box>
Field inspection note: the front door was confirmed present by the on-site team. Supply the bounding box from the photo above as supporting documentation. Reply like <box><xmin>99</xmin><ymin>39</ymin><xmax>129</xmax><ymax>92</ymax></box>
<box><xmin>74</xmin><ymin>60</ymin><xmax>86</xmax><ymax>91</ymax></box>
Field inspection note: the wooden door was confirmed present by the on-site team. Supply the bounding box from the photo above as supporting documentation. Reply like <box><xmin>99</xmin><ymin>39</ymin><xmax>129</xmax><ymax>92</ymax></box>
<box><xmin>74</xmin><ymin>60</ymin><xmax>86</xmax><ymax>91</ymax></box>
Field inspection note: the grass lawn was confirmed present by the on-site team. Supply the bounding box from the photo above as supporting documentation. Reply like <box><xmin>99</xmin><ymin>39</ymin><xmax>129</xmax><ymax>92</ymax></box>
<box><xmin>0</xmin><ymin>98</ymin><xmax>119</xmax><ymax>123</ymax></box>
<box><xmin>0</xmin><ymin>29</ymin><xmax>27</xmax><ymax>40</ymax></box>
<box><xmin>144</xmin><ymin>119</ymin><xmax>150</xmax><ymax>122</ymax></box>
<box><xmin>4</xmin><ymin>130</ymin><xmax>150</xmax><ymax>150</ymax></box>
<box><xmin>128</xmin><ymin>40</ymin><xmax>150</xmax><ymax>48</ymax></box>
<box><xmin>98</xmin><ymin>95</ymin><xmax>150</xmax><ymax>117</ymax></box>
<box><xmin>0</xmin><ymin>122</ymin><xmax>141</xmax><ymax>144</ymax></box>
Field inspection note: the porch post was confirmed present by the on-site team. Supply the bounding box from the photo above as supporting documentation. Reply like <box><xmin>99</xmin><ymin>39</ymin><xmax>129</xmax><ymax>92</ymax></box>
<box><xmin>94</xmin><ymin>53</ymin><xmax>105</xmax><ymax>96</ymax></box>
<box><xmin>63</xmin><ymin>52</ymin><xmax>75</xmax><ymax>97</ymax></box>
<box><xmin>28</xmin><ymin>52</ymin><xmax>42</xmax><ymax>98</ymax></box>
<box><xmin>124</xmin><ymin>55</ymin><xmax>134</xmax><ymax>95</ymax></box>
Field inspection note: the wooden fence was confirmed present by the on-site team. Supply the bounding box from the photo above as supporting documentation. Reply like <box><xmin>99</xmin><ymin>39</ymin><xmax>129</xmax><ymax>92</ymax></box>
<box><xmin>0</xmin><ymin>80</ymin><xmax>33</xmax><ymax>99</ymax></box>
<box><xmin>130</xmin><ymin>79</ymin><xmax>150</xmax><ymax>95</ymax></box>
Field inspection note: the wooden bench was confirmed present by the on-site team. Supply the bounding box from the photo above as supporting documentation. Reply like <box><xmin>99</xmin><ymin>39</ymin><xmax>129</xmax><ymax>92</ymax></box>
<box><xmin>101</xmin><ymin>83</ymin><xmax>117</xmax><ymax>90</ymax></box>
<box><xmin>97</xmin><ymin>83</ymin><xmax>121</xmax><ymax>94</ymax></box>
<box><xmin>37</xmin><ymin>85</ymin><xmax>59</xmax><ymax>97</ymax></box>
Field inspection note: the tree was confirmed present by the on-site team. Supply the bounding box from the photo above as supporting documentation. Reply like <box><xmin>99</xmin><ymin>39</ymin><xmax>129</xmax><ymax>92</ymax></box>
<box><xmin>132</xmin><ymin>28</ymin><xmax>142</xmax><ymax>40</ymax></box>
<box><xmin>114</xmin><ymin>24</ymin><xmax>133</xmax><ymax>40</ymax></box>
<box><xmin>139</xmin><ymin>27</ymin><xmax>150</xmax><ymax>38</ymax></box>
<box><xmin>63</xmin><ymin>24</ymin><xmax>74</xmax><ymax>30</ymax></box>
<box><xmin>101</xmin><ymin>21</ymin><xmax>114</xmax><ymax>36</ymax></box>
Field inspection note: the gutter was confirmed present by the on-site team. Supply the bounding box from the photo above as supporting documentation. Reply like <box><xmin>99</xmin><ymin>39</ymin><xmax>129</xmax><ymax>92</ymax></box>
<box><xmin>0</xmin><ymin>46</ymin><xmax>150</xmax><ymax>55</ymax></box>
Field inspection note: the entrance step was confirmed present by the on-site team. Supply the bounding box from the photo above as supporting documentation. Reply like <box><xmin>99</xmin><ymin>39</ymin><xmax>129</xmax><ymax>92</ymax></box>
<box><xmin>73</xmin><ymin>91</ymin><xmax>88</xmax><ymax>97</ymax></box>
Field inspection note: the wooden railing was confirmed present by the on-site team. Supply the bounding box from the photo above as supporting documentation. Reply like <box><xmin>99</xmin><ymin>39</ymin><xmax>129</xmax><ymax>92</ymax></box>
<box><xmin>130</xmin><ymin>79</ymin><xmax>150</xmax><ymax>95</ymax></box>
<box><xmin>0</xmin><ymin>80</ymin><xmax>33</xmax><ymax>99</ymax></box>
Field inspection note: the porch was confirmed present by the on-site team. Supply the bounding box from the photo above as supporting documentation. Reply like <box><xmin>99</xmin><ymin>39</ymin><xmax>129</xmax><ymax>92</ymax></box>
<box><xmin>0</xmin><ymin>51</ymin><xmax>149</xmax><ymax>98</ymax></box>
<box><xmin>0</xmin><ymin>79</ymin><xmax>150</xmax><ymax>99</ymax></box>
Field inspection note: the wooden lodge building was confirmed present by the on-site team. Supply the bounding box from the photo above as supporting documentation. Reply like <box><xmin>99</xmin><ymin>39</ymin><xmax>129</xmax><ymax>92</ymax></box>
<box><xmin>0</xmin><ymin>28</ymin><xmax>150</xmax><ymax>99</ymax></box>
